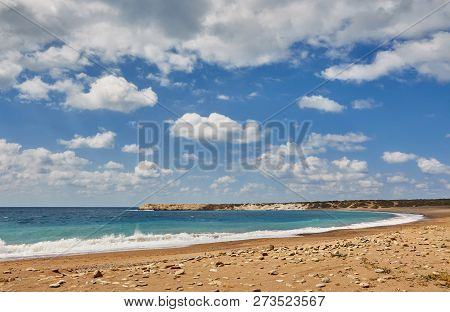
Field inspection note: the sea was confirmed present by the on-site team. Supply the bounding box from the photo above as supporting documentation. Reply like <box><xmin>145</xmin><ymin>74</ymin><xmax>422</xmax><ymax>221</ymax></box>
<box><xmin>0</xmin><ymin>207</ymin><xmax>423</xmax><ymax>260</ymax></box>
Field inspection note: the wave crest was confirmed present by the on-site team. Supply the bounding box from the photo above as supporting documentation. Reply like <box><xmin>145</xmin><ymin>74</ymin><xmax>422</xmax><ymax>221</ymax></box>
<box><xmin>0</xmin><ymin>212</ymin><xmax>423</xmax><ymax>260</ymax></box>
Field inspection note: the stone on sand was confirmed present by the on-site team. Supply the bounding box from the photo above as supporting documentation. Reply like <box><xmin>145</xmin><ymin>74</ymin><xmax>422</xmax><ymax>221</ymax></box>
<box><xmin>93</xmin><ymin>270</ymin><xmax>103</xmax><ymax>278</ymax></box>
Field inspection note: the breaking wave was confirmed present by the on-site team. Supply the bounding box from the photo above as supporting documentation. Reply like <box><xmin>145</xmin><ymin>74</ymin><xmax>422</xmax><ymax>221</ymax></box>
<box><xmin>0</xmin><ymin>212</ymin><xmax>423</xmax><ymax>260</ymax></box>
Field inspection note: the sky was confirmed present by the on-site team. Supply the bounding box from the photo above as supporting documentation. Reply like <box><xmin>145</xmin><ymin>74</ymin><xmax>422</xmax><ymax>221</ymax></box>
<box><xmin>0</xmin><ymin>0</ymin><xmax>449</xmax><ymax>206</ymax></box>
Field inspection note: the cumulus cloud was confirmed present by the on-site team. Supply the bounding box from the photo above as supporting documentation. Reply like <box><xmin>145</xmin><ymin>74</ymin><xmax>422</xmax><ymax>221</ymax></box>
<box><xmin>210</xmin><ymin>175</ymin><xmax>236</xmax><ymax>189</ymax></box>
<box><xmin>62</xmin><ymin>75</ymin><xmax>158</xmax><ymax>112</ymax></box>
<box><xmin>351</xmin><ymin>98</ymin><xmax>379</xmax><ymax>110</ymax></box>
<box><xmin>59</xmin><ymin>131</ymin><xmax>116</xmax><ymax>149</ymax></box>
<box><xmin>0</xmin><ymin>137</ymin><xmax>170</xmax><ymax>195</ymax></box>
<box><xmin>417</xmin><ymin>157</ymin><xmax>450</xmax><ymax>175</ymax></box>
<box><xmin>103</xmin><ymin>161</ymin><xmax>124</xmax><ymax>170</ymax></box>
<box><xmin>170</xmin><ymin>112</ymin><xmax>260</xmax><ymax>143</ymax></box>
<box><xmin>304</xmin><ymin>132</ymin><xmax>369</xmax><ymax>153</ymax></box>
<box><xmin>298</xmin><ymin>95</ymin><xmax>345</xmax><ymax>113</ymax></box>
<box><xmin>332</xmin><ymin>157</ymin><xmax>368</xmax><ymax>172</ymax></box>
<box><xmin>134</xmin><ymin>161</ymin><xmax>161</xmax><ymax>178</ymax></box>
<box><xmin>217</xmin><ymin>94</ymin><xmax>230</xmax><ymax>101</ymax></box>
<box><xmin>1</xmin><ymin>0</ymin><xmax>448</xmax><ymax>90</ymax></box>
<box><xmin>257</xmin><ymin>147</ymin><xmax>381</xmax><ymax>195</ymax></box>
<box><xmin>121</xmin><ymin>144</ymin><xmax>139</xmax><ymax>153</ymax></box>
<box><xmin>387</xmin><ymin>175</ymin><xmax>411</xmax><ymax>183</ymax></box>
<box><xmin>0</xmin><ymin>57</ymin><xmax>22</xmax><ymax>89</ymax></box>
<box><xmin>15</xmin><ymin>76</ymin><xmax>52</xmax><ymax>100</ymax></box>
<box><xmin>382</xmin><ymin>151</ymin><xmax>417</xmax><ymax>163</ymax></box>
<box><xmin>22</xmin><ymin>45</ymin><xmax>89</xmax><ymax>77</ymax></box>
<box><xmin>239</xmin><ymin>183</ymin><xmax>266</xmax><ymax>194</ymax></box>
<box><xmin>322</xmin><ymin>32</ymin><xmax>450</xmax><ymax>82</ymax></box>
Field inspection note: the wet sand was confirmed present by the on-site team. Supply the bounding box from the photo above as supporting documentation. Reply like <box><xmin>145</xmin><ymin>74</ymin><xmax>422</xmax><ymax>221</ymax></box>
<box><xmin>0</xmin><ymin>206</ymin><xmax>448</xmax><ymax>292</ymax></box>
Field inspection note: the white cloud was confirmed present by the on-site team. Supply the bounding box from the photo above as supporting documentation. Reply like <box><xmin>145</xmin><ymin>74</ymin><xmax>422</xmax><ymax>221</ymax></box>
<box><xmin>15</xmin><ymin>76</ymin><xmax>52</xmax><ymax>100</ymax></box>
<box><xmin>121</xmin><ymin>144</ymin><xmax>139</xmax><ymax>153</ymax></box>
<box><xmin>0</xmin><ymin>57</ymin><xmax>22</xmax><ymax>89</ymax></box>
<box><xmin>23</xmin><ymin>46</ymin><xmax>88</xmax><ymax>77</ymax></box>
<box><xmin>257</xmin><ymin>150</ymin><xmax>381</xmax><ymax>195</ymax></box>
<box><xmin>62</xmin><ymin>75</ymin><xmax>158</xmax><ymax>112</ymax></box>
<box><xmin>0</xmin><ymin>138</ymin><xmax>168</xmax><ymax>195</ymax></box>
<box><xmin>134</xmin><ymin>161</ymin><xmax>161</xmax><ymax>178</ymax></box>
<box><xmin>351</xmin><ymin>98</ymin><xmax>379</xmax><ymax>110</ymax></box>
<box><xmin>217</xmin><ymin>94</ymin><xmax>230</xmax><ymax>101</ymax></box>
<box><xmin>210</xmin><ymin>175</ymin><xmax>236</xmax><ymax>189</ymax></box>
<box><xmin>248</xmin><ymin>91</ymin><xmax>258</xmax><ymax>98</ymax></box>
<box><xmin>387</xmin><ymin>175</ymin><xmax>411</xmax><ymax>183</ymax></box>
<box><xmin>322</xmin><ymin>32</ymin><xmax>450</xmax><ymax>82</ymax></box>
<box><xmin>298</xmin><ymin>95</ymin><xmax>345</xmax><ymax>113</ymax></box>
<box><xmin>103</xmin><ymin>161</ymin><xmax>124</xmax><ymax>170</ymax></box>
<box><xmin>304</xmin><ymin>132</ymin><xmax>369</xmax><ymax>153</ymax></box>
<box><xmin>1</xmin><ymin>0</ymin><xmax>448</xmax><ymax>88</ymax></box>
<box><xmin>240</xmin><ymin>182</ymin><xmax>266</xmax><ymax>194</ymax></box>
<box><xmin>382</xmin><ymin>151</ymin><xmax>417</xmax><ymax>163</ymax></box>
<box><xmin>446</xmin><ymin>133</ymin><xmax>450</xmax><ymax>138</ymax></box>
<box><xmin>170</xmin><ymin>112</ymin><xmax>260</xmax><ymax>143</ymax></box>
<box><xmin>332</xmin><ymin>157</ymin><xmax>368</xmax><ymax>172</ymax></box>
<box><xmin>440</xmin><ymin>179</ymin><xmax>450</xmax><ymax>190</ymax></box>
<box><xmin>59</xmin><ymin>131</ymin><xmax>116</xmax><ymax>149</ymax></box>
<box><xmin>417</xmin><ymin>157</ymin><xmax>450</xmax><ymax>175</ymax></box>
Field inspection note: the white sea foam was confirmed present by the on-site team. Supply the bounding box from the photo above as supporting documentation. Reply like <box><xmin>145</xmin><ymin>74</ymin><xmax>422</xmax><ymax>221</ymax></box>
<box><xmin>0</xmin><ymin>212</ymin><xmax>423</xmax><ymax>260</ymax></box>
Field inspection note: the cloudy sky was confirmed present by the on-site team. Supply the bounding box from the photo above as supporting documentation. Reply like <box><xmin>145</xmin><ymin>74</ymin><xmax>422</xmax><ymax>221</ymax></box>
<box><xmin>0</xmin><ymin>0</ymin><xmax>449</xmax><ymax>206</ymax></box>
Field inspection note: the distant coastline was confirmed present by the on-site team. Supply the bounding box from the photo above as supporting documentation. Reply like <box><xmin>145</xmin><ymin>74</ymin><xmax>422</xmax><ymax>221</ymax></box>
<box><xmin>139</xmin><ymin>198</ymin><xmax>450</xmax><ymax>211</ymax></box>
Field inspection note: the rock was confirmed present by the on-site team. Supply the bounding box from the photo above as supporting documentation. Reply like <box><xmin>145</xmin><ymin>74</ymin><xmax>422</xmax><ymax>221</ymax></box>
<box><xmin>174</xmin><ymin>269</ymin><xmax>185</xmax><ymax>276</ymax></box>
<box><xmin>3</xmin><ymin>270</ymin><xmax>11</xmax><ymax>274</ymax></box>
<box><xmin>268</xmin><ymin>245</ymin><xmax>275</xmax><ymax>251</ymax></box>
<box><xmin>252</xmin><ymin>288</ymin><xmax>262</xmax><ymax>292</ymax></box>
<box><xmin>215</xmin><ymin>261</ymin><xmax>224</xmax><ymax>267</ymax></box>
<box><xmin>49</xmin><ymin>280</ymin><xmax>65</xmax><ymax>288</ymax></box>
<box><xmin>261</xmin><ymin>252</ymin><xmax>268</xmax><ymax>256</ymax></box>
<box><xmin>268</xmin><ymin>270</ymin><xmax>279</xmax><ymax>275</ymax></box>
<box><xmin>315</xmin><ymin>283</ymin><xmax>326</xmax><ymax>288</ymax></box>
<box><xmin>360</xmin><ymin>282</ymin><xmax>370</xmax><ymax>288</ymax></box>
<box><xmin>321</xmin><ymin>277</ymin><xmax>331</xmax><ymax>283</ymax></box>
<box><xmin>374</xmin><ymin>268</ymin><xmax>385</xmax><ymax>273</ymax></box>
<box><xmin>26</xmin><ymin>267</ymin><xmax>39</xmax><ymax>272</ymax></box>
<box><xmin>51</xmin><ymin>268</ymin><xmax>61</xmax><ymax>274</ymax></box>
<box><xmin>93</xmin><ymin>270</ymin><xmax>103</xmax><ymax>278</ymax></box>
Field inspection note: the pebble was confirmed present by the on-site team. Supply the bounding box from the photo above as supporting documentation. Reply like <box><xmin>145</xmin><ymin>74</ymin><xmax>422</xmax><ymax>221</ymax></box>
<box><xmin>49</xmin><ymin>280</ymin><xmax>65</xmax><ymax>288</ymax></box>
<box><xmin>315</xmin><ymin>283</ymin><xmax>326</xmax><ymax>288</ymax></box>
<box><xmin>360</xmin><ymin>282</ymin><xmax>370</xmax><ymax>288</ymax></box>
<box><xmin>321</xmin><ymin>277</ymin><xmax>331</xmax><ymax>283</ymax></box>
<box><xmin>93</xmin><ymin>270</ymin><xmax>103</xmax><ymax>278</ymax></box>
<box><xmin>268</xmin><ymin>270</ymin><xmax>279</xmax><ymax>275</ymax></box>
<box><xmin>174</xmin><ymin>269</ymin><xmax>185</xmax><ymax>276</ymax></box>
<box><xmin>374</xmin><ymin>269</ymin><xmax>385</xmax><ymax>273</ymax></box>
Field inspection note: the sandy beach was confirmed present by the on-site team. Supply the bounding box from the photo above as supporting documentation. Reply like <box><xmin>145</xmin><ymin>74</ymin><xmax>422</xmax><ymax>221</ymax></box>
<box><xmin>0</xmin><ymin>206</ymin><xmax>448</xmax><ymax>292</ymax></box>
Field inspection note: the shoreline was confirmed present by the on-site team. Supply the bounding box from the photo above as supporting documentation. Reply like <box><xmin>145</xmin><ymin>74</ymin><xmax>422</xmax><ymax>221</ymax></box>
<box><xmin>0</xmin><ymin>209</ymin><xmax>424</xmax><ymax>261</ymax></box>
<box><xmin>0</xmin><ymin>206</ymin><xmax>448</xmax><ymax>292</ymax></box>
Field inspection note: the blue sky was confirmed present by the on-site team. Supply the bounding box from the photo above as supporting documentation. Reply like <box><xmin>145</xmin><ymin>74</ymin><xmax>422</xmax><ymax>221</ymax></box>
<box><xmin>0</xmin><ymin>0</ymin><xmax>449</xmax><ymax>206</ymax></box>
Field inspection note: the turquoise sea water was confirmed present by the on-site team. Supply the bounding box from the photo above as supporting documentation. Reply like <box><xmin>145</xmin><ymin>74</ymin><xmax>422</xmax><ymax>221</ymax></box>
<box><xmin>0</xmin><ymin>207</ymin><xmax>422</xmax><ymax>259</ymax></box>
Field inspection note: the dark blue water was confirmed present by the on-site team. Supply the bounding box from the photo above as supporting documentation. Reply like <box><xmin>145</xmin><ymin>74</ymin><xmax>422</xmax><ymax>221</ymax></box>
<box><xmin>0</xmin><ymin>207</ymin><xmax>421</xmax><ymax>259</ymax></box>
